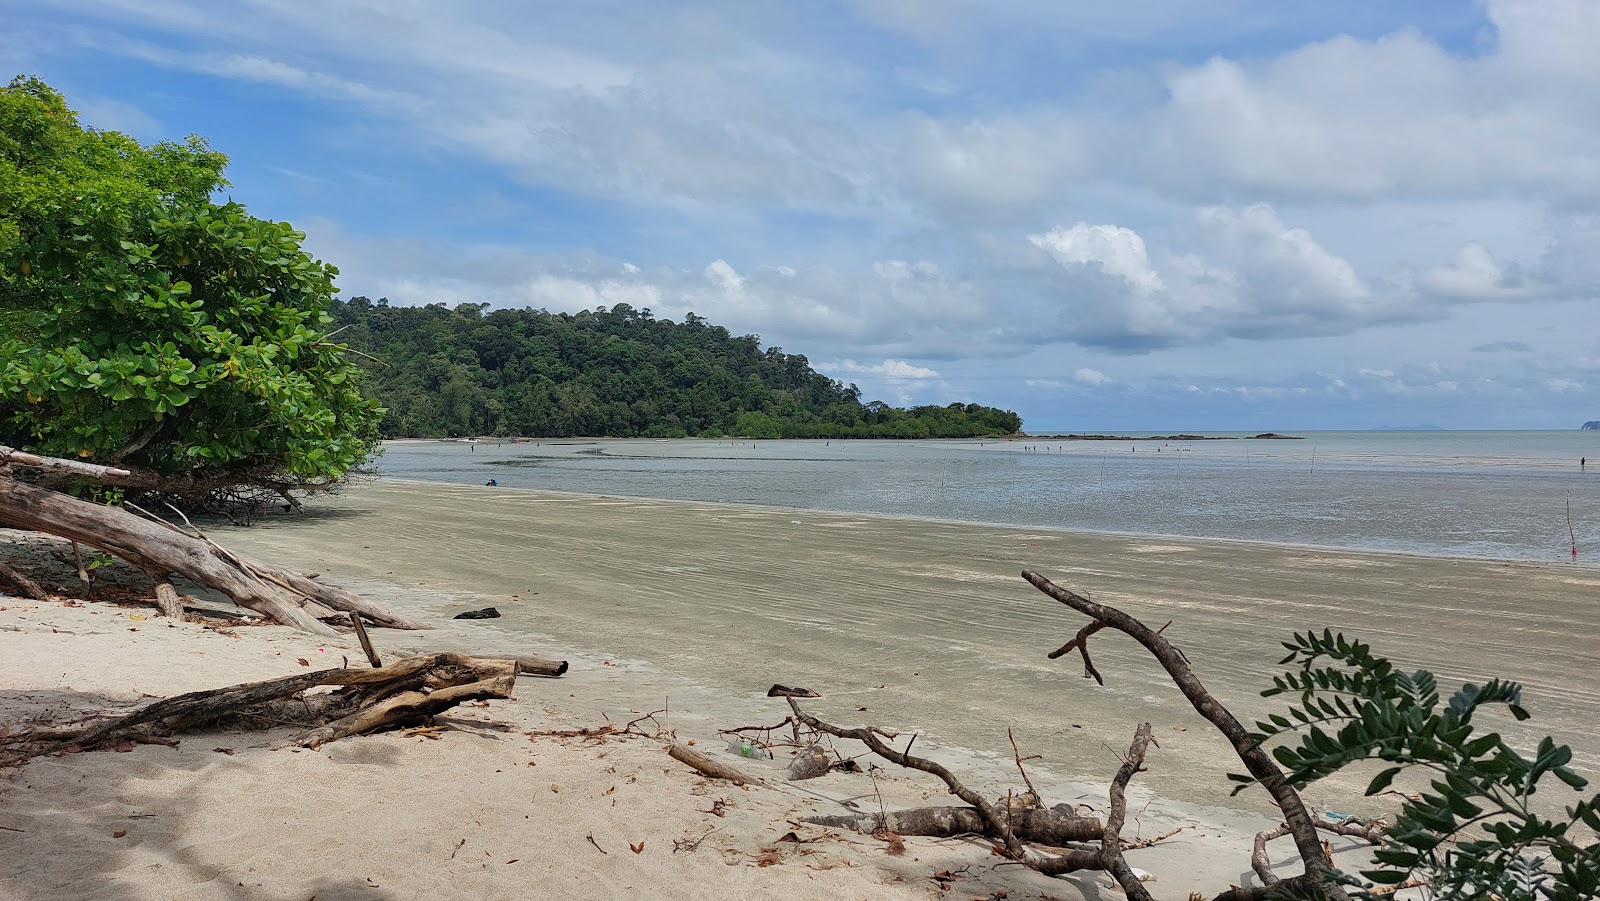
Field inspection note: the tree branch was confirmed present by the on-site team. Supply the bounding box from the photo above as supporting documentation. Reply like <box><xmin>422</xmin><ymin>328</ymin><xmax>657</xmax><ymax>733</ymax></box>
<box><xmin>1021</xmin><ymin>569</ymin><xmax>1347</xmax><ymax>900</ymax></box>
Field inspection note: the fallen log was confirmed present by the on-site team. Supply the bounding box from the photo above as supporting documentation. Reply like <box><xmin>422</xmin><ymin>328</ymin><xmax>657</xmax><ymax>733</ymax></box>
<box><xmin>512</xmin><ymin>655</ymin><xmax>569</xmax><ymax>678</ymax></box>
<box><xmin>667</xmin><ymin>742</ymin><xmax>757</xmax><ymax>784</ymax></box>
<box><xmin>807</xmin><ymin>806</ymin><xmax>1104</xmax><ymax>845</ymax></box>
<box><xmin>0</xmin><ymin>652</ymin><xmax>548</xmax><ymax>763</ymax></box>
<box><xmin>0</xmin><ymin>560</ymin><xmax>48</xmax><ymax>600</ymax></box>
<box><xmin>0</xmin><ymin>477</ymin><xmax>424</xmax><ymax>635</ymax></box>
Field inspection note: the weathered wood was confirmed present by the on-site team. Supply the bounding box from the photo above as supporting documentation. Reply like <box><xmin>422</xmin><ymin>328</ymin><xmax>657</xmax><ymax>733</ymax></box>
<box><xmin>70</xmin><ymin>541</ymin><xmax>90</xmax><ymax>601</ymax></box>
<box><xmin>349</xmin><ymin>612</ymin><xmax>382</xmax><ymax>667</ymax></box>
<box><xmin>151</xmin><ymin>579</ymin><xmax>185</xmax><ymax>619</ymax></box>
<box><xmin>294</xmin><ymin>658</ymin><xmax>517</xmax><ymax>748</ymax></box>
<box><xmin>787</xmin><ymin>697</ymin><xmax>1029</xmax><ymax>860</ymax></box>
<box><xmin>1030</xmin><ymin>723</ymin><xmax>1155</xmax><ymax>901</ymax></box>
<box><xmin>0</xmin><ymin>560</ymin><xmax>49</xmax><ymax>600</ymax></box>
<box><xmin>807</xmin><ymin>806</ymin><xmax>1104</xmax><ymax>845</ymax></box>
<box><xmin>510</xmin><ymin>655</ymin><xmax>569</xmax><ymax>677</ymax></box>
<box><xmin>3</xmin><ymin>652</ymin><xmax>540</xmax><ymax>761</ymax></box>
<box><xmin>0</xmin><ymin>445</ymin><xmax>132</xmax><ymax>480</ymax></box>
<box><xmin>1022</xmin><ymin>570</ymin><xmax>1347</xmax><ymax>899</ymax></box>
<box><xmin>667</xmin><ymin>742</ymin><xmax>757</xmax><ymax>784</ymax></box>
<box><xmin>0</xmin><ymin>478</ymin><xmax>423</xmax><ymax>635</ymax></box>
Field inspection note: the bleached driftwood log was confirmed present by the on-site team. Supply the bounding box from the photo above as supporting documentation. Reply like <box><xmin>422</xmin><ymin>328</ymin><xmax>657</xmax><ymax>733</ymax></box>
<box><xmin>0</xmin><ymin>651</ymin><xmax>561</xmax><ymax>763</ymax></box>
<box><xmin>0</xmin><ymin>470</ymin><xmax>424</xmax><ymax>636</ymax></box>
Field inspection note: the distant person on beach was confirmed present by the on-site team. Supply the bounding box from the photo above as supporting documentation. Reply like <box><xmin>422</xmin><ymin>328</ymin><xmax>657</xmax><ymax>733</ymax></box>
<box><xmin>485</xmin><ymin>478</ymin><xmax>497</xmax><ymax>486</ymax></box>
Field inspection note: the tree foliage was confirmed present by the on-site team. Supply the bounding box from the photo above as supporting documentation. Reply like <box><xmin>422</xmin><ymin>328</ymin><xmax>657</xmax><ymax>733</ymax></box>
<box><xmin>330</xmin><ymin>297</ymin><xmax>1023</xmax><ymax>439</ymax></box>
<box><xmin>1244</xmin><ymin>630</ymin><xmax>1600</xmax><ymax>899</ymax></box>
<box><xmin>0</xmin><ymin>77</ymin><xmax>382</xmax><ymax>504</ymax></box>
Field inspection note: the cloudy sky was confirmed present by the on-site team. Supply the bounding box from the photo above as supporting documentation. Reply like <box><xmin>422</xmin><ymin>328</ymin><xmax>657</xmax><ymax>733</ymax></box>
<box><xmin>8</xmin><ymin>0</ymin><xmax>1600</xmax><ymax>429</ymax></box>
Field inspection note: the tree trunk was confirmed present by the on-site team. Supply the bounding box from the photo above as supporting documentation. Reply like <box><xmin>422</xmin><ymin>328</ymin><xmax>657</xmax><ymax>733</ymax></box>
<box><xmin>0</xmin><ymin>477</ymin><xmax>425</xmax><ymax>635</ymax></box>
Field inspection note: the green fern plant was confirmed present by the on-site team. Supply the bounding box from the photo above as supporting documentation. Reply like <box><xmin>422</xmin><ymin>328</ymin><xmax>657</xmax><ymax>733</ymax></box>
<box><xmin>1239</xmin><ymin>629</ymin><xmax>1600</xmax><ymax>899</ymax></box>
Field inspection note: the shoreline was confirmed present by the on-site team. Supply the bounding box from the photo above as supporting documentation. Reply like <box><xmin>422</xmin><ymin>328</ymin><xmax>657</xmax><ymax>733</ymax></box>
<box><xmin>210</xmin><ymin>480</ymin><xmax>1600</xmax><ymax>801</ymax></box>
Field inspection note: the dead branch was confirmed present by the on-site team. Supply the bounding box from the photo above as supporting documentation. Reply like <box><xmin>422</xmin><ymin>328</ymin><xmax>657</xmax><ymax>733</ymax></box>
<box><xmin>1252</xmin><ymin>817</ymin><xmax>1386</xmax><ymax>885</ymax></box>
<box><xmin>1027</xmin><ymin>723</ymin><xmax>1155</xmax><ymax>901</ymax></box>
<box><xmin>0</xmin><ymin>445</ymin><xmax>132</xmax><ymax>480</ymax></box>
<box><xmin>785</xmin><ymin>697</ymin><xmax>1028</xmax><ymax>860</ymax></box>
<box><xmin>1048</xmin><ymin>620</ymin><xmax>1107</xmax><ymax>684</ymax></box>
<box><xmin>1122</xmin><ymin>824</ymin><xmax>1193</xmax><ymax>850</ymax></box>
<box><xmin>0</xmin><ymin>651</ymin><xmax>550</xmax><ymax>763</ymax></box>
<box><xmin>349</xmin><ymin>611</ymin><xmax>382</xmax><ymax>667</ymax></box>
<box><xmin>668</xmin><ymin>742</ymin><xmax>758</xmax><ymax>785</ymax></box>
<box><xmin>1022</xmin><ymin>569</ymin><xmax>1347</xmax><ymax>899</ymax></box>
<box><xmin>0</xmin><ymin>477</ymin><xmax>425</xmax><ymax>635</ymax></box>
<box><xmin>1007</xmin><ymin>726</ymin><xmax>1041</xmax><ymax>798</ymax></box>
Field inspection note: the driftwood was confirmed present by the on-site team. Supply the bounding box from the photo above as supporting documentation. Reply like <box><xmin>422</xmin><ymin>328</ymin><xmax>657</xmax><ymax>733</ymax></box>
<box><xmin>790</xmin><ymin>695</ymin><xmax>1158</xmax><ymax>899</ymax></box>
<box><xmin>511</xmin><ymin>656</ymin><xmax>569</xmax><ymax>677</ymax></box>
<box><xmin>0</xmin><ymin>560</ymin><xmax>48</xmax><ymax>600</ymax></box>
<box><xmin>1022</xmin><ymin>570</ymin><xmax>1349</xmax><ymax>901</ymax></box>
<box><xmin>667</xmin><ymin>742</ymin><xmax>757</xmax><ymax>784</ymax></box>
<box><xmin>779</xmin><ymin>572</ymin><xmax>1371</xmax><ymax>900</ymax></box>
<box><xmin>807</xmin><ymin>805</ymin><xmax>1104</xmax><ymax>845</ymax></box>
<box><xmin>349</xmin><ymin>611</ymin><xmax>382</xmax><ymax>667</ymax></box>
<box><xmin>0</xmin><ymin>652</ymin><xmax>555</xmax><ymax>763</ymax></box>
<box><xmin>1250</xmin><ymin>817</ymin><xmax>1386</xmax><ymax>885</ymax></box>
<box><xmin>0</xmin><ymin>474</ymin><xmax>425</xmax><ymax>636</ymax></box>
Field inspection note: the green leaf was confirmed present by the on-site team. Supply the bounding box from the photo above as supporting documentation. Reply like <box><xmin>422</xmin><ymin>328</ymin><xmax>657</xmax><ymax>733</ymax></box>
<box><xmin>1366</xmin><ymin>766</ymin><xmax>1403</xmax><ymax>796</ymax></box>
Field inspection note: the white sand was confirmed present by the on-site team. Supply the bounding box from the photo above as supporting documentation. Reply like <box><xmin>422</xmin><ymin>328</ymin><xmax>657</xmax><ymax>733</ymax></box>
<box><xmin>8</xmin><ymin>478</ymin><xmax>1594</xmax><ymax>898</ymax></box>
<box><xmin>0</xmin><ymin>594</ymin><xmax>1325</xmax><ymax>901</ymax></box>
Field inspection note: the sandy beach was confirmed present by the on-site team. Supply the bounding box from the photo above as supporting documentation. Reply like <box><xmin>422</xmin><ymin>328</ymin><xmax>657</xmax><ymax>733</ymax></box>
<box><xmin>4</xmin><ymin>478</ymin><xmax>1598</xmax><ymax>899</ymax></box>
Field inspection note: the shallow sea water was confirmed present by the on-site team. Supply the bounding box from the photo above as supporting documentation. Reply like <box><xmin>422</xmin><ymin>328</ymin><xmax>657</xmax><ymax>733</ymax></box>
<box><xmin>377</xmin><ymin>431</ymin><xmax>1600</xmax><ymax>563</ymax></box>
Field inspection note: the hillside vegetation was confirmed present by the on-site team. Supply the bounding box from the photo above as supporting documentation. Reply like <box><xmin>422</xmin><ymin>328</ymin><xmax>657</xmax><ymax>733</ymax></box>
<box><xmin>331</xmin><ymin>298</ymin><xmax>1022</xmax><ymax>439</ymax></box>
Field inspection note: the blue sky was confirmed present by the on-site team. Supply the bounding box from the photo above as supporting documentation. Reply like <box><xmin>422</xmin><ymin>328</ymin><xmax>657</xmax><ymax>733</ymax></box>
<box><xmin>6</xmin><ymin>0</ymin><xmax>1599</xmax><ymax>430</ymax></box>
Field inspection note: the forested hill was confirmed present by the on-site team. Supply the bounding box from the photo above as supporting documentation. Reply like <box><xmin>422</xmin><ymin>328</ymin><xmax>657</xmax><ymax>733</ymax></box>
<box><xmin>329</xmin><ymin>298</ymin><xmax>1022</xmax><ymax>439</ymax></box>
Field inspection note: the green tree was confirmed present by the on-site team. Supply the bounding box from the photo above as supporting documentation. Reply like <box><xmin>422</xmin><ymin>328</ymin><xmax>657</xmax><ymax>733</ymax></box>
<box><xmin>327</xmin><ymin>298</ymin><xmax>1023</xmax><ymax>440</ymax></box>
<box><xmin>0</xmin><ymin>77</ymin><xmax>383</xmax><ymax>506</ymax></box>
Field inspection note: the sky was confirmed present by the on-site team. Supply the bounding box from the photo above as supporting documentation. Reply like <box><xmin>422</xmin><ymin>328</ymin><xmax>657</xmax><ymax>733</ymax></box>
<box><xmin>6</xmin><ymin>0</ymin><xmax>1600</xmax><ymax>430</ymax></box>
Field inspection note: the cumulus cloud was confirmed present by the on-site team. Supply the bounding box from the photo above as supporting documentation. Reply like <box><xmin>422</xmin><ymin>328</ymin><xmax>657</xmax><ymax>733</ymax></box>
<box><xmin>1140</xmin><ymin>0</ymin><xmax>1600</xmax><ymax>202</ymax></box>
<box><xmin>1019</xmin><ymin>204</ymin><xmax>1495</xmax><ymax>351</ymax></box>
<box><xmin>1074</xmin><ymin>368</ymin><xmax>1112</xmax><ymax>386</ymax></box>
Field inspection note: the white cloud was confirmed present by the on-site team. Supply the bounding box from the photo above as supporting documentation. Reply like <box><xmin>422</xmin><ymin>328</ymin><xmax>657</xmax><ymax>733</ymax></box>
<box><xmin>1140</xmin><ymin>0</ymin><xmax>1600</xmax><ymax>202</ymax></box>
<box><xmin>1028</xmin><ymin>224</ymin><xmax>1164</xmax><ymax>293</ymax></box>
<box><xmin>1074</xmin><ymin>367</ymin><xmax>1112</xmax><ymax>386</ymax></box>
<box><xmin>901</xmin><ymin>114</ymin><xmax>1093</xmax><ymax>220</ymax></box>
<box><xmin>829</xmin><ymin>359</ymin><xmax>941</xmax><ymax>380</ymax></box>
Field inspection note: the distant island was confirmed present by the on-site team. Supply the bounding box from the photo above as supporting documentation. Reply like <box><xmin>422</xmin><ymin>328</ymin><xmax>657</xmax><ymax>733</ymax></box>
<box><xmin>1025</xmin><ymin>433</ymin><xmax>1302</xmax><ymax>441</ymax></box>
<box><xmin>1584</xmin><ymin>421</ymin><xmax>1599</xmax><ymax>430</ymax></box>
<box><xmin>333</xmin><ymin>298</ymin><xmax>1022</xmax><ymax>439</ymax></box>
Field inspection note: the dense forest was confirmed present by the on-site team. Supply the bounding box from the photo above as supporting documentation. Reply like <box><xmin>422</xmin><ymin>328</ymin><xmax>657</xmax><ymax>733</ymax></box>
<box><xmin>330</xmin><ymin>298</ymin><xmax>1022</xmax><ymax>439</ymax></box>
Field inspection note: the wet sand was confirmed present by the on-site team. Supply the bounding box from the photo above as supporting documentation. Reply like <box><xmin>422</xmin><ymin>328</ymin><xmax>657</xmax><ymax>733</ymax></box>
<box><xmin>215</xmin><ymin>479</ymin><xmax>1600</xmax><ymax>816</ymax></box>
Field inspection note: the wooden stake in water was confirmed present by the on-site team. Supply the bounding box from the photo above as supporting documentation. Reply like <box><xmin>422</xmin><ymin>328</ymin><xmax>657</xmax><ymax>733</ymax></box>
<box><xmin>1569</xmin><ymin>494</ymin><xmax>1579</xmax><ymax>562</ymax></box>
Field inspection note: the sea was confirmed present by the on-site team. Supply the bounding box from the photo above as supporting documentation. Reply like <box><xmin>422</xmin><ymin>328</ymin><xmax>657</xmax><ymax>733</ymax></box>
<box><xmin>375</xmin><ymin>431</ymin><xmax>1600</xmax><ymax>564</ymax></box>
